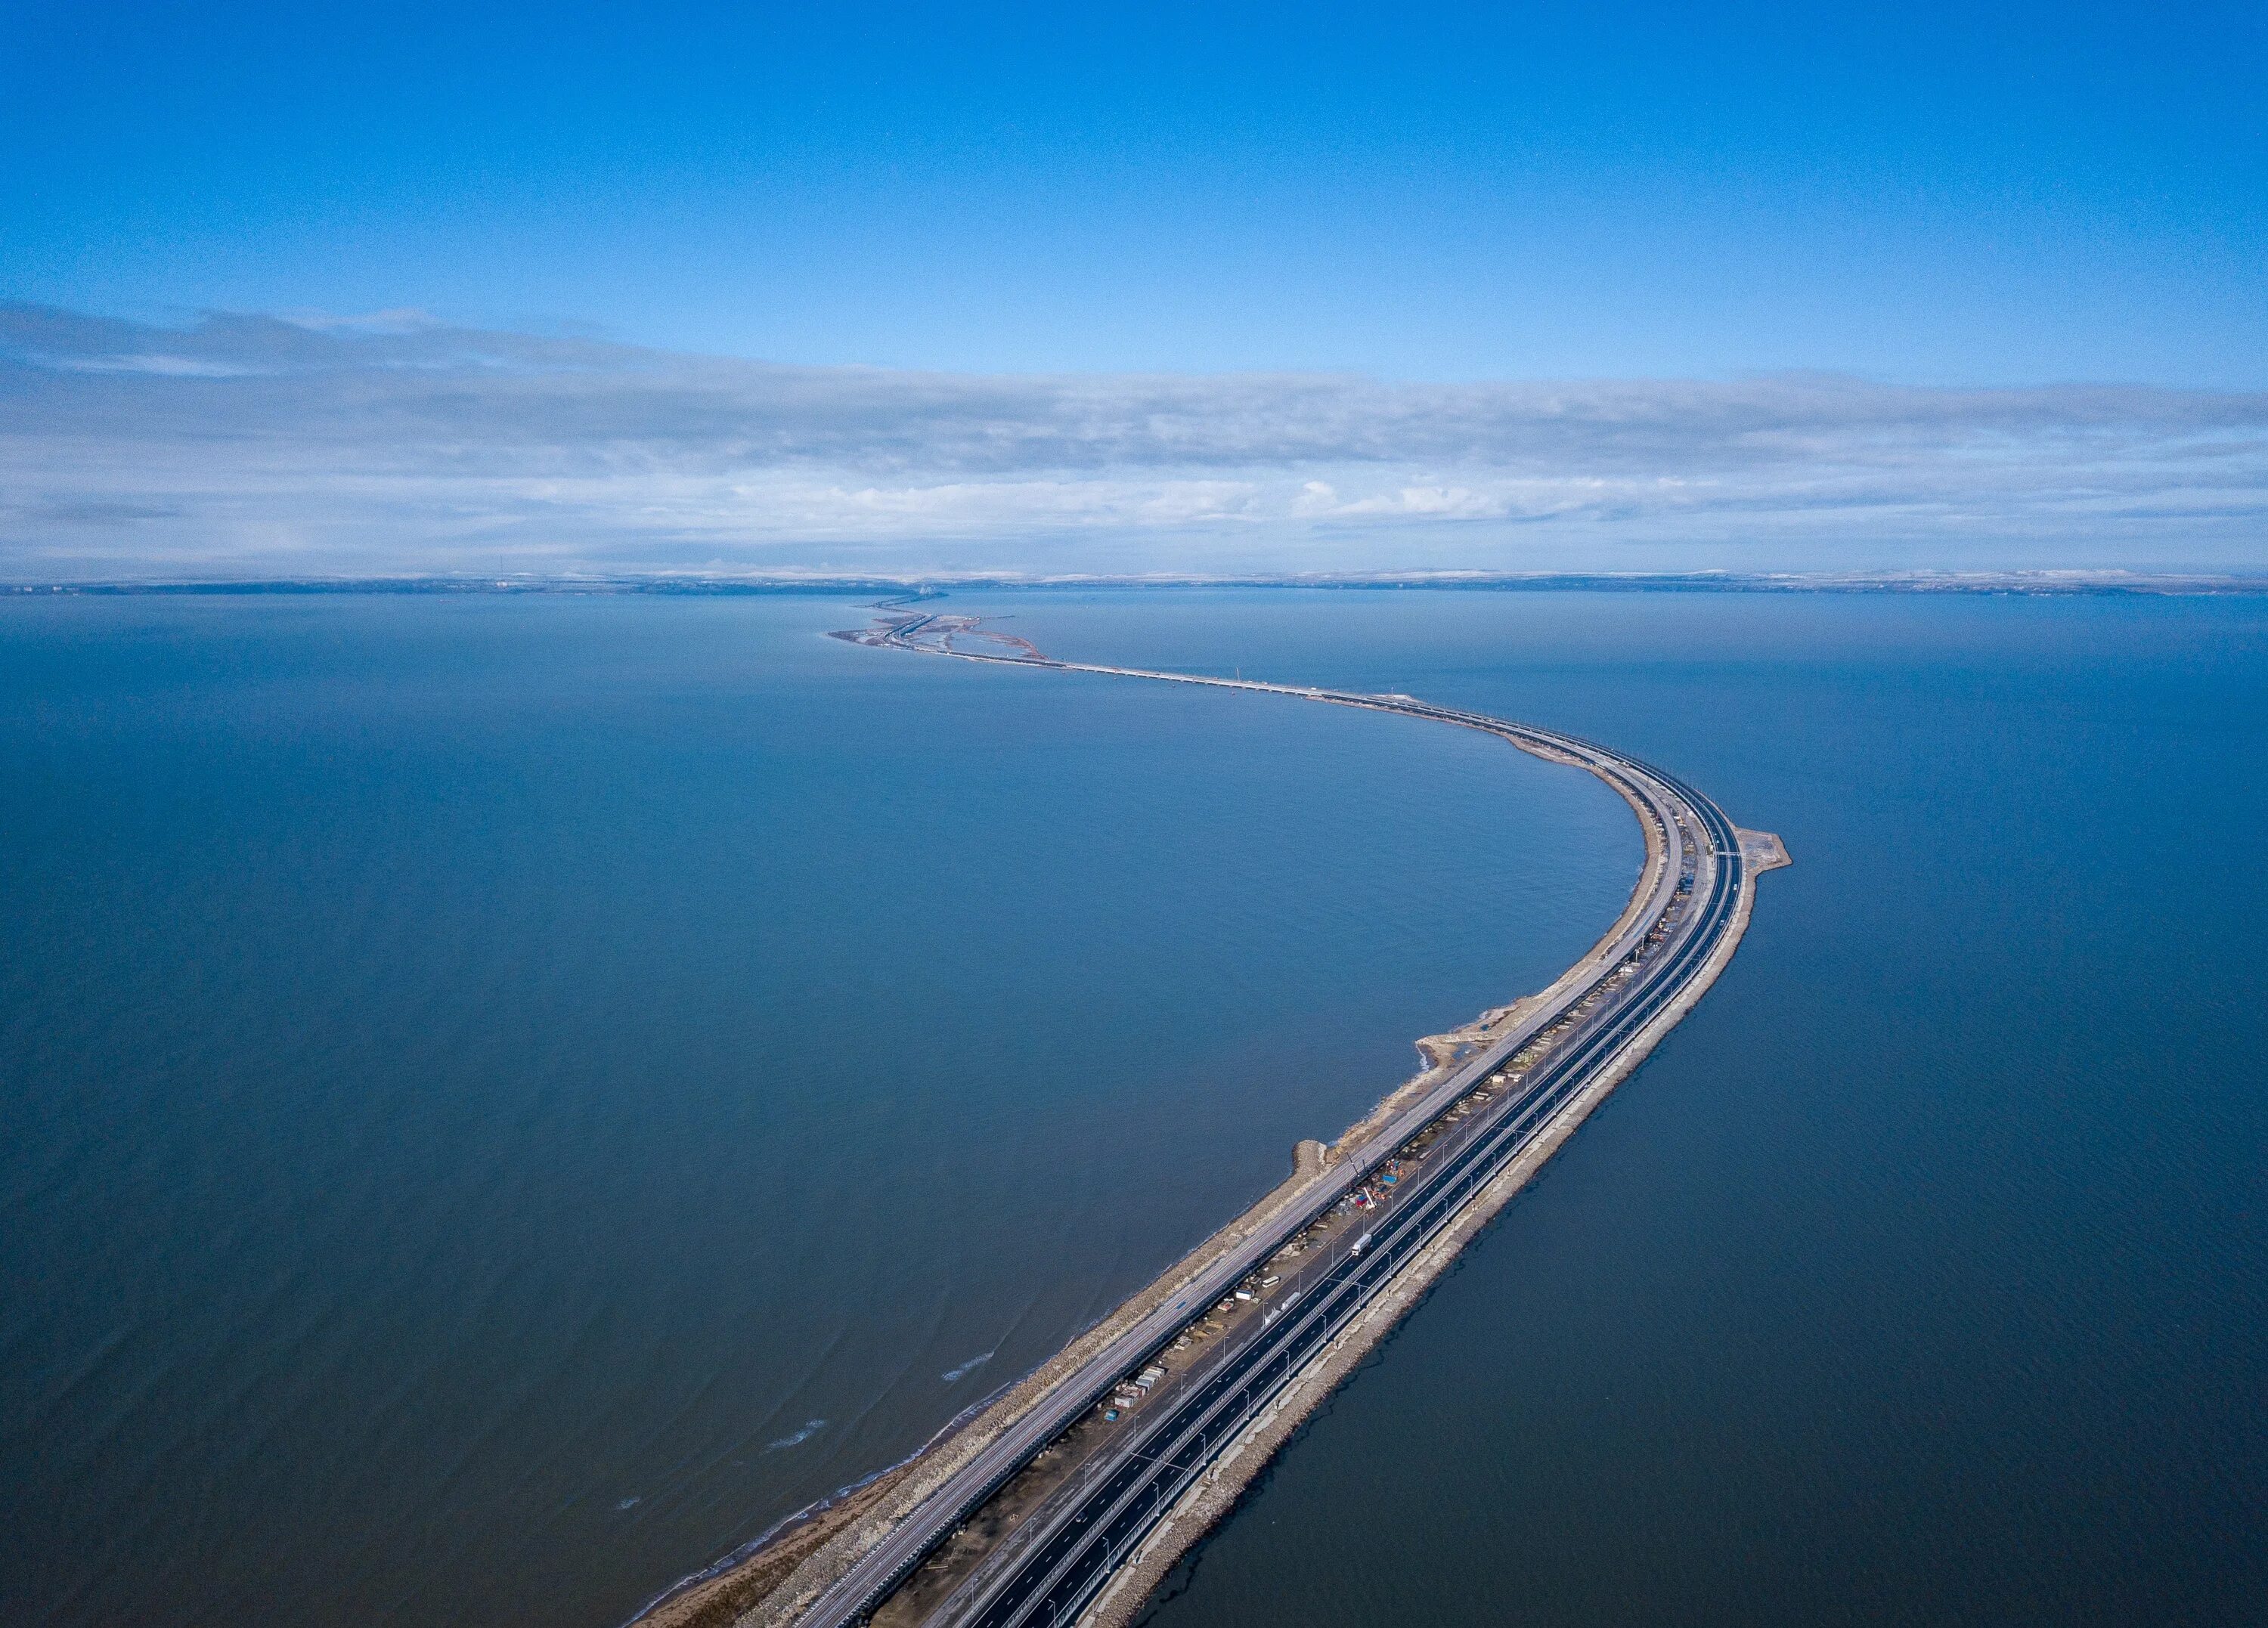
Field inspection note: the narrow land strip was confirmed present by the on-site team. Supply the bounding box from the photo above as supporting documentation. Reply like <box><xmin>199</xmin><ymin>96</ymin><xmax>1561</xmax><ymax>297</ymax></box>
<box><xmin>630</xmin><ymin>614</ymin><xmax>1783</xmax><ymax>1628</ymax></box>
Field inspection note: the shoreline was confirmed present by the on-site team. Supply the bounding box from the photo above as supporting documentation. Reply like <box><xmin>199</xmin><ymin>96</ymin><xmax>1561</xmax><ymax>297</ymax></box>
<box><xmin>15</xmin><ymin>569</ymin><xmax>2268</xmax><ymax>596</ymax></box>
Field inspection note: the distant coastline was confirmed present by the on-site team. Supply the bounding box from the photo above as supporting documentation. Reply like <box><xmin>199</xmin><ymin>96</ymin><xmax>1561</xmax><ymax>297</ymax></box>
<box><xmin>11</xmin><ymin>569</ymin><xmax>2268</xmax><ymax>597</ymax></box>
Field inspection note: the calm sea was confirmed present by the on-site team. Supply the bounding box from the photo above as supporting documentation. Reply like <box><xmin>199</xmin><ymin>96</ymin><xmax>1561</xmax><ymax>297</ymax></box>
<box><xmin>4</xmin><ymin>590</ymin><xmax>2263</xmax><ymax>1627</ymax></box>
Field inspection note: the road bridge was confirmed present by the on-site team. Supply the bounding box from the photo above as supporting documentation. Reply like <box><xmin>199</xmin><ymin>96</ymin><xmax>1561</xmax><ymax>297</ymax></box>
<box><xmin>777</xmin><ymin>615</ymin><xmax>1769</xmax><ymax>1628</ymax></box>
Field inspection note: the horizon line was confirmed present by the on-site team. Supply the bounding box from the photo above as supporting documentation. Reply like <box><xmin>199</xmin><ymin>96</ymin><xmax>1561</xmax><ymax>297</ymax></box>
<box><xmin>12</xmin><ymin>568</ymin><xmax>2268</xmax><ymax>599</ymax></box>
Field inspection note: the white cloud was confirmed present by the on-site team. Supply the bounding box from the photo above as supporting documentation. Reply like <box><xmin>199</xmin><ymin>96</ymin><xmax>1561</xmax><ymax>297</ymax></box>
<box><xmin>57</xmin><ymin>353</ymin><xmax>263</xmax><ymax>378</ymax></box>
<box><xmin>2</xmin><ymin>303</ymin><xmax>2265</xmax><ymax>578</ymax></box>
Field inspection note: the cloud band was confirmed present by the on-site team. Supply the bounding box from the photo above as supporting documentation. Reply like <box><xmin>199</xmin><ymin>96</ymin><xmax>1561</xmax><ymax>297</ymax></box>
<box><xmin>5</xmin><ymin>305</ymin><xmax>2264</xmax><ymax>578</ymax></box>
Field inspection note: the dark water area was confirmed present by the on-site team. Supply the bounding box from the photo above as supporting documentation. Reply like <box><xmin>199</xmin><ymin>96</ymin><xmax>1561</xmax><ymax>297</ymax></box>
<box><xmin>0</xmin><ymin>593</ymin><xmax>1634</xmax><ymax>1627</ymax></box>
<box><xmin>958</xmin><ymin>590</ymin><xmax>2268</xmax><ymax>1628</ymax></box>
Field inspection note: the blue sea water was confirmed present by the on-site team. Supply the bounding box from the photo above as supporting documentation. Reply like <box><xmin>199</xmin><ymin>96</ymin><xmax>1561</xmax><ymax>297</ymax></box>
<box><xmin>5</xmin><ymin>589</ymin><xmax>2265</xmax><ymax>1627</ymax></box>
<box><xmin>0</xmin><ymin>591</ymin><xmax>1631</xmax><ymax>1626</ymax></box>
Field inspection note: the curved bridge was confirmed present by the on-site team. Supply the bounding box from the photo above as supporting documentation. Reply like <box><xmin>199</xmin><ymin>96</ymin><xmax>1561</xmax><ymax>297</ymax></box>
<box><xmin>792</xmin><ymin>615</ymin><xmax>1766</xmax><ymax>1628</ymax></box>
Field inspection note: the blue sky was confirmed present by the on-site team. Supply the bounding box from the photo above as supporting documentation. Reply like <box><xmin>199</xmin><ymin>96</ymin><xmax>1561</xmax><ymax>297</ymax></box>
<box><xmin>3</xmin><ymin>2</ymin><xmax>2265</xmax><ymax>576</ymax></box>
<box><xmin>11</xmin><ymin>0</ymin><xmax>2265</xmax><ymax>382</ymax></box>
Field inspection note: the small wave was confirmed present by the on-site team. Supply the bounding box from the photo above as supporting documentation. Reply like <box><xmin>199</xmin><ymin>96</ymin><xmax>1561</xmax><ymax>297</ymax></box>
<box><xmin>940</xmin><ymin>1351</ymin><xmax>995</xmax><ymax>1384</ymax></box>
<box><xmin>766</xmin><ymin>1418</ymin><xmax>827</xmax><ymax>1451</ymax></box>
<box><xmin>616</xmin><ymin>1496</ymin><xmax>641</xmax><ymax>1511</ymax></box>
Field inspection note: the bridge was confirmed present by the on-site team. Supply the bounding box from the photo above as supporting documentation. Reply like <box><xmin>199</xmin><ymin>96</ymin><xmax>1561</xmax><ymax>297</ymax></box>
<box><xmin>773</xmin><ymin>614</ymin><xmax>1773</xmax><ymax>1628</ymax></box>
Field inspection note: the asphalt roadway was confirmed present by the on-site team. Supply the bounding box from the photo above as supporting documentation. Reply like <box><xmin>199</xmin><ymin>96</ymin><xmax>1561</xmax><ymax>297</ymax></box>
<box><xmin>797</xmin><ymin>629</ymin><xmax>1749</xmax><ymax>1628</ymax></box>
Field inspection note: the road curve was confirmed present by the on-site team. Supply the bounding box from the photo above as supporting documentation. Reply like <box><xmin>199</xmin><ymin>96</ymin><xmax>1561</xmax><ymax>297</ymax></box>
<box><xmin>791</xmin><ymin>619</ymin><xmax>1757</xmax><ymax>1628</ymax></box>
